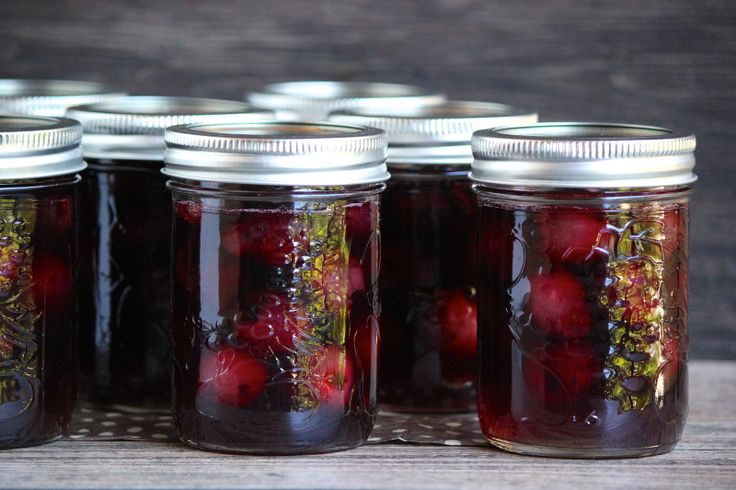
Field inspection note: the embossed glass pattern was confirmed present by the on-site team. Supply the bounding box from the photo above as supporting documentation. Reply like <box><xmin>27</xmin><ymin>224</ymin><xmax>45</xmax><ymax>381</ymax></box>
<box><xmin>78</xmin><ymin>160</ymin><xmax>171</xmax><ymax>408</ymax></box>
<box><xmin>0</xmin><ymin>178</ymin><xmax>77</xmax><ymax>448</ymax></box>
<box><xmin>170</xmin><ymin>183</ymin><xmax>381</xmax><ymax>454</ymax></box>
<box><xmin>475</xmin><ymin>188</ymin><xmax>689</xmax><ymax>457</ymax></box>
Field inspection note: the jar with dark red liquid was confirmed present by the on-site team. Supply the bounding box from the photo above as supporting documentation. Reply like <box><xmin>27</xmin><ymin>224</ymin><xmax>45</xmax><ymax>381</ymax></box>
<box><xmin>164</xmin><ymin>122</ymin><xmax>388</xmax><ymax>453</ymax></box>
<box><xmin>0</xmin><ymin>116</ymin><xmax>82</xmax><ymax>448</ymax></box>
<box><xmin>471</xmin><ymin>123</ymin><xmax>696</xmax><ymax>458</ymax></box>
<box><xmin>332</xmin><ymin>102</ymin><xmax>536</xmax><ymax>412</ymax></box>
<box><xmin>66</xmin><ymin>97</ymin><xmax>270</xmax><ymax>410</ymax></box>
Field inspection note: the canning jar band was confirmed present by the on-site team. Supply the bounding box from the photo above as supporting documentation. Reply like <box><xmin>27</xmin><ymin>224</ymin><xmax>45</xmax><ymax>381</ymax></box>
<box><xmin>0</xmin><ymin>146</ymin><xmax>86</xmax><ymax>180</ymax></box>
<box><xmin>163</xmin><ymin>148</ymin><xmax>389</xmax><ymax>186</ymax></box>
<box><xmin>0</xmin><ymin>79</ymin><xmax>126</xmax><ymax>116</ymax></box>
<box><xmin>387</xmin><ymin>164</ymin><xmax>470</xmax><ymax>180</ymax></box>
<box><xmin>80</xmin><ymin>134</ymin><xmax>166</xmax><ymax>161</ymax></box>
<box><xmin>386</xmin><ymin>143</ymin><xmax>472</xmax><ymax>165</ymax></box>
<box><xmin>470</xmin><ymin>154</ymin><xmax>696</xmax><ymax>189</ymax></box>
<box><xmin>247</xmin><ymin>81</ymin><xmax>446</xmax><ymax>113</ymax></box>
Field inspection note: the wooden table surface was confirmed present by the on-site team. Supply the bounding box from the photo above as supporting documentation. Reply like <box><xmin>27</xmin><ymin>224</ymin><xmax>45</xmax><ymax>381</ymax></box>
<box><xmin>1</xmin><ymin>360</ymin><xmax>734</xmax><ymax>490</ymax></box>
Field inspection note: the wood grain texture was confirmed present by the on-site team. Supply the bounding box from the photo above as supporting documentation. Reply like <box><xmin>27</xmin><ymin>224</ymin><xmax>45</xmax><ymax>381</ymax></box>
<box><xmin>0</xmin><ymin>0</ymin><xmax>734</xmax><ymax>358</ymax></box>
<box><xmin>0</xmin><ymin>361</ymin><xmax>734</xmax><ymax>490</ymax></box>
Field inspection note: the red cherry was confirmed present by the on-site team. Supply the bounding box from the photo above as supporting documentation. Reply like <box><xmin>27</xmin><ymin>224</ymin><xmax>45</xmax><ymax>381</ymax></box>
<box><xmin>523</xmin><ymin>341</ymin><xmax>599</xmax><ymax>403</ymax></box>
<box><xmin>32</xmin><ymin>254</ymin><xmax>73</xmax><ymax>307</ymax></box>
<box><xmin>346</xmin><ymin>202</ymin><xmax>374</xmax><ymax>241</ymax></box>
<box><xmin>175</xmin><ymin>200</ymin><xmax>202</xmax><ymax>224</ymax></box>
<box><xmin>48</xmin><ymin>197</ymin><xmax>73</xmax><ymax>234</ymax></box>
<box><xmin>221</xmin><ymin>212</ymin><xmax>305</xmax><ymax>265</ymax></box>
<box><xmin>437</xmin><ymin>289</ymin><xmax>478</xmax><ymax>360</ymax></box>
<box><xmin>199</xmin><ymin>346</ymin><xmax>268</xmax><ymax>408</ymax></box>
<box><xmin>541</xmin><ymin>209</ymin><xmax>605</xmax><ymax>263</ymax></box>
<box><xmin>348</xmin><ymin>260</ymin><xmax>366</xmax><ymax>295</ymax></box>
<box><xmin>529</xmin><ymin>271</ymin><xmax>591</xmax><ymax>339</ymax></box>
<box><xmin>311</xmin><ymin>345</ymin><xmax>355</xmax><ymax>408</ymax></box>
<box><xmin>234</xmin><ymin>293</ymin><xmax>306</xmax><ymax>353</ymax></box>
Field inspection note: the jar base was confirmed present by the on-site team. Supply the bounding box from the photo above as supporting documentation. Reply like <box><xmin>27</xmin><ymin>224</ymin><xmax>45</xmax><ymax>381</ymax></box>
<box><xmin>0</xmin><ymin>433</ymin><xmax>61</xmax><ymax>450</ymax></box>
<box><xmin>179</xmin><ymin>436</ymin><xmax>366</xmax><ymax>455</ymax></box>
<box><xmin>380</xmin><ymin>405</ymin><xmax>476</xmax><ymax>415</ymax></box>
<box><xmin>487</xmin><ymin>436</ymin><xmax>678</xmax><ymax>459</ymax></box>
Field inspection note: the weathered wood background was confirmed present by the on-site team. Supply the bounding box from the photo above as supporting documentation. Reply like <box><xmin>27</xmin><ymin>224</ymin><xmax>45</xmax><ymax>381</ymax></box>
<box><xmin>1</xmin><ymin>0</ymin><xmax>734</xmax><ymax>358</ymax></box>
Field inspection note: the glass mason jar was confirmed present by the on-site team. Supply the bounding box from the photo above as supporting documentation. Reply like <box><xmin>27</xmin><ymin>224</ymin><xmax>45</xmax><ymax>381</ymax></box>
<box><xmin>66</xmin><ymin>97</ymin><xmax>271</xmax><ymax>411</ymax></box>
<box><xmin>163</xmin><ymin>122</ymin><xmax>388</xmax><ymax>454</ymax></box>
<box><xmin>331</xmin><ymin>102</ymin><xmax>537</xmax><ymax>413</ymax></box>
<box><xmin>471</xmin><ymin>123</ymin><xmax>696</xmax><ymax>458</ymax></box>
<box><xmin>0</xmin><ymin>79</ymin><xmax>125</xmax><ymax>116</ymax></box>
<box><xmin>247</xmin><ymin>80</ymin><xmax>445</xmax><ymax>121</ymax></box>
<box><xmin>0</xmin><ymin>116</ymin><xmax>84</xmax><ymax>449</ymax></box>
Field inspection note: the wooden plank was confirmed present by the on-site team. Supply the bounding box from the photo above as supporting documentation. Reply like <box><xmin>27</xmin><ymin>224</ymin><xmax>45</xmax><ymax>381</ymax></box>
<box><xmin>0</xmin><ymin>361</ymin><xmax>733</xmax><ymax>490</ymax></box>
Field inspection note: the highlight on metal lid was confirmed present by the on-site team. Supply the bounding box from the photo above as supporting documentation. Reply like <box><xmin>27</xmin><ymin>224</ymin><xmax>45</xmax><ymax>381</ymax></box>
<box><xmin>0</xmin><ymin>115</ymin><xmax>86</xmax><ymax>180</ymax></box>
<box><xmin>66</xmin><ymin>96</ymin><xmax>273</xmax><ymax>161</ymax></box>
<box><xmin>330</xmin><ymin>101</ymin><xmax>537</xmax><ymax>165</ymax></box>
<box><xmin>163</xmin><ymin>121</ymin><xmax>390</xmax><ymax>186</ymax></box>
<box><xmin>470</xmin><ymin>122</ymin><xmax>697</xmax><ymax>189</ymax></box>
<box><xmin>0</xmin><ymin>79</ymin><xmax>126</xmax><ymax>117</ymax></box>
<box><xmin>247</xmin><ymin>81</ymin><xmax>446</xmax><ymax>119</ymax></box>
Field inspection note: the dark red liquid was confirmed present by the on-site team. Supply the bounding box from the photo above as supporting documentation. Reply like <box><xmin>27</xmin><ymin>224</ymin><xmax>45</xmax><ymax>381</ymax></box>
<box><xmin>171</xmin><ymin>185</ymin><xmax>380</xmax><ymax>454</ymax></box>
<box><xmin>78</xmin><ymin>161</ymin><xmax>171</xmax><ymax>409</ymax></box>
<box><xmin>476</xmin><ymin>189</ymin><xmax>689</xmax><ymax>457</ymax></box>
<box><xmin>0</xmin><ymin>179</ymin><xmax>77</xmax><ymax>448</ymax></box>
<box><xmin>379</xmin><ymin>172</ymin><xmax>478</xmax><ymax>412</ymax></box>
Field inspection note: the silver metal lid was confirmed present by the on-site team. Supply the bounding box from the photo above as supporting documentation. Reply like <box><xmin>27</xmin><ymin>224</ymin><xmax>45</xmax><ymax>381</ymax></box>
<box><xmin>163</xmin><ymin>121</ymin><xmax>389</xmax><ymax>186</ymax></box>
<box><xmin>0</xmin><ymin>116</ymin><xmax>86</xmax><ymax>180</ymax></box>
<box><xmin>330</xmin><ymin>101</ymin><xmax>537</xmax><ymax>165</ymax></box>
<box><xmin>247</xmin><ymin>81</ymin><xmax>446</xmax><ymax>120</ymax></box>
<box><xmin>66</xmin><ymin>96</ymin><xmax>273</xmax><ymax>161</ymax></box>
<box><xmin>471</xmin><ymin>122</ymin><xmax>697</xmax><ymax>189</ymax></box>
<box><xmin>0</xmin><ymin>79</ymin><xmax>126</xmax><ymax>117</ymax></box>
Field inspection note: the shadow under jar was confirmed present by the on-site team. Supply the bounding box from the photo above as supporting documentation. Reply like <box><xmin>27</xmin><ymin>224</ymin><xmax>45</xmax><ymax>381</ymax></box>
<box><xmin>164</xmin><ymin>121</ymin><xmax>388</xmax><ymax>454</ymax></box>
<box><xmin>66</xmin><ymin>97</ymin><xmax>270</xmax><ymax>411</ymax></box>
<box><xmin>247</xmin><ymin>80</ymin><xmax>446</xmax><ymax>121</ymax></box>
<box><xmin>331</xmin><ymin>102</ymin><xmax>537</xmax><ymax>413</ymax></box>
<box><xmin>470</xmin><ymin>123</ymin><xmax>696</xmax><ymax>458</ymax></box>
<box><xmin>0</xmin><ymin>116</ymin><xmax>84</xmax><ymax>449</ymax></box>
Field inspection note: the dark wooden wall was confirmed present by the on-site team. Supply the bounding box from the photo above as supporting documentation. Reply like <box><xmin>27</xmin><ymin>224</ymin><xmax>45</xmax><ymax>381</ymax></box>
<box><xmin>1</xmin><ymin>0</ymin><xmax>734</xmax><ymax>359</ymax></box>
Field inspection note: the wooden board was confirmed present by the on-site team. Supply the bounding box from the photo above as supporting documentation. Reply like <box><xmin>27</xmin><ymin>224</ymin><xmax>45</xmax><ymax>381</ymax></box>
<box><xmin>0</xmin><ymin>361</ymin><xmax>734</xmax><ymax>489</ymax></box>
<box><xmin>0</xmin><ymin>0</ymin><xmax>734</xmax><ymax>358</ymax></box>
